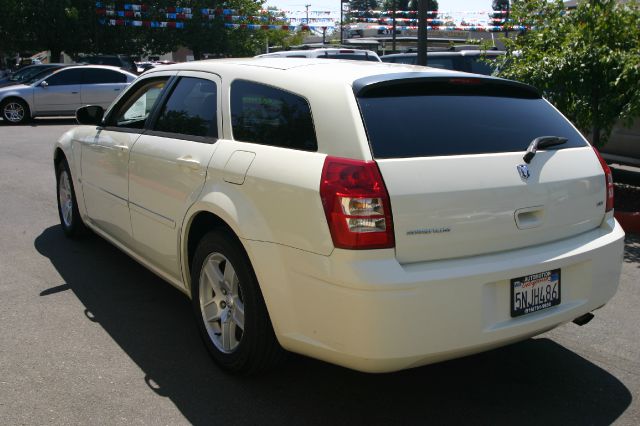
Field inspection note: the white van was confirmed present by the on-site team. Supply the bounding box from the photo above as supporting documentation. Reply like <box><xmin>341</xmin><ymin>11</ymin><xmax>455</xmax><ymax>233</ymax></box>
<box><xmin>256</xmin><ymin>48</ymin><xmax>381</xmax><ymax>62</ymax></box>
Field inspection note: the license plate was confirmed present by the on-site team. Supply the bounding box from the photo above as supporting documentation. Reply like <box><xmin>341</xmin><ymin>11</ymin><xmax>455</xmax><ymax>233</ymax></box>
<box><xmin>510</xmin><ymin>269</ymin><xmax>561</xmax><ymax>317</ymax></box>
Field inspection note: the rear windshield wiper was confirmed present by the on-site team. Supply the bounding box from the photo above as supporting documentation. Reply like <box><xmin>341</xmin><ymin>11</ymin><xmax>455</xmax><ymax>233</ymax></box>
<box><xmin>523</xmin><ymin>136</ymin><xmax>568</xmax><ymax>164</ymax></box>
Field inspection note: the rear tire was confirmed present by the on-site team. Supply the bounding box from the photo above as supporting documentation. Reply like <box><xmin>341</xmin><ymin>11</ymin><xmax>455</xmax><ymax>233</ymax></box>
<box><xmin>56</xmin><ymin>159</ymin><xmax>88</xmax><ymax>238</ymax></box>
<box><xmin>191</xmin><ymin>229</ymin><xmax>285</xmax><ymax>374</ymax></box>
<box><xmin>1</xmin><ymin>98</ymin><xmax>30</xmax><ymax>124</ymax></box>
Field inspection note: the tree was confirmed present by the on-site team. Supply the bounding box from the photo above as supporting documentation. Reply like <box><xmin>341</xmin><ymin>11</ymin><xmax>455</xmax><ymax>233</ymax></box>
<box><xmin>492</xmin><ymin>0</ymin><xmax>510</xmax><ymax>11</ymax></box>
<box><xmin>494</xmin><ymin>0</ymin><xmax>640</xmax><ymax>147</ymax></box>
<box><xmin>350</xmin><ymin>0</ymin><xmax>379</xmax><ymax>12</ymax></box>
<box><xmin>380</xmin><ymin>0</ymin><xmax>438</xmax><ymax>12</ymax></box>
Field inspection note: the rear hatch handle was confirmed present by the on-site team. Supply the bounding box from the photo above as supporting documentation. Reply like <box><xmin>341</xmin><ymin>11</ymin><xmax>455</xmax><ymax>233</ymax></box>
<box><xmin>523</xmin><ymin>136</ymin><xmax>568</xmax><ymax>164</ymax></box>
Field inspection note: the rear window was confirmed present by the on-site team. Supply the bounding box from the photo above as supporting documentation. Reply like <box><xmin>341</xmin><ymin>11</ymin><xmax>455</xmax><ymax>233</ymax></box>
<box><xmin>357</xmin><ymin>79</ymin><xmax>587</xmax><ymax>159</ymax></box>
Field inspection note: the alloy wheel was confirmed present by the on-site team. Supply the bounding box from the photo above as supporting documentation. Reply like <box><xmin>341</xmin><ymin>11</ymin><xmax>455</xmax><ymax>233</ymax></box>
<box><xmin>58</xmin><ymin>170</ymin><xmax>73</xmax><ymax>228</ymax></box>
<box><xmin>3</xmin><ymin>102</ymin><xmax>25</xmax><ymax>123</ymax></box>
<box><xmin>199</xmin><ymin>252</ymin><xmax>245</xmax><ymax>353</ymax></box>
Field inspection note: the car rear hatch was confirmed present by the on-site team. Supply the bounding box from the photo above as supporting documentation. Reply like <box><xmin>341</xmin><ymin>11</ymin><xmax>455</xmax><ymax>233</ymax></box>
<box><xmin>354</xmin><ymin>75</ymin><xmax>607</xmax><ymax>264</ymax></box>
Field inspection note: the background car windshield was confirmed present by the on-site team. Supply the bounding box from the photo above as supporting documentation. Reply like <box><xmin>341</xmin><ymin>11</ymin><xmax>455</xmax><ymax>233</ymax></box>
<box><xmin>9</xmin><ymin>66</ymin><xmax>54</xmax><ymax>82</ymax></box>
<box><xmin>357</xmin><ymin>82</ymin><xmax>587</xmax><ymax>159</ymax></box>
<box><xmin>25</xmin><ymin>69</ymin><xmax>62</xmax><ymax>85</ymax></box>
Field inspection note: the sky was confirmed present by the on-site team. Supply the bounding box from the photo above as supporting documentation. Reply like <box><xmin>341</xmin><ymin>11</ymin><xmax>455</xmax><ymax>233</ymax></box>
<box><xmin>263</xmin><ymin>0</ymin><xmax>495</xmax><ymax>14</ymax></box>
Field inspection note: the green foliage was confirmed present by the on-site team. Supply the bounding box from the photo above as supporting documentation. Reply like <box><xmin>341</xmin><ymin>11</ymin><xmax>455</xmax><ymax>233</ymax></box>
<box><xmin>492</xmin><ymin>0</ymin><xmax>510</xmax><ymax>11</ymax></box>
<box><xmin>350</xmin><ymin>0</ymin><xmax>380</xmax><ymax>11</ymax></box>
<box><xmin>379</xmin><ymin>0</ymin><xmax>438</xmax><ymax>12</ymax></box>
<box><xmin>495</xmin><ymin>0</ymin><xmax>640</xmax><ymax>146</ymax></box>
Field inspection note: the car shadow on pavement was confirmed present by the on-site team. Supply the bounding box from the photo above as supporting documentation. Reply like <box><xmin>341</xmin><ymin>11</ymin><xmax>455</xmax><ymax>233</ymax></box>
<box><xmin>0</xmin><ymin>117</ymin><xmax>76</xmax><ymax>126</ymax></box>
<box><xmin>35</xmin><ymin>226</ymin><xmax>631</xmax><ymax>426</ymax></box>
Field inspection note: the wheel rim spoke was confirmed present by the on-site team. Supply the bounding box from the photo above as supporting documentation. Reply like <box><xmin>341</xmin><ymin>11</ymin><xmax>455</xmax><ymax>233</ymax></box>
<box><xmin>223</xmin><ymin>261</ymin><xmax>237</xmax><ymax>293</ymax></box>
<box><xmin>221</xmin><ymin>310</ymin><xmax>234</xmax><ymax>351</ymax></box>
<box><xmin>203</xmin><ymin>258</ymin><xmax>224</xmax><ymax>291</ymax></box>
<box><xmin>232</xmin><ymin>298</ymin><xmax>245</xmax><ymax>330</ymax></box>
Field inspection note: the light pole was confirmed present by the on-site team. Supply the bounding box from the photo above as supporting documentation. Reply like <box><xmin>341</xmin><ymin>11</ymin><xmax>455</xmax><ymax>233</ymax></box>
<box><xmin>392</xmin><ymin>0</ymin><xmax>397</xmax><ymax>52</ymax></box>
<box><xmin>417</xmin><ymin>0</ymin><xmax>428</xmax><ymax>66</ymax></box>
<box><xmin>340</xmin><ymin>0</ymin><xmax>349</xmax><ymax>45</ymax></box>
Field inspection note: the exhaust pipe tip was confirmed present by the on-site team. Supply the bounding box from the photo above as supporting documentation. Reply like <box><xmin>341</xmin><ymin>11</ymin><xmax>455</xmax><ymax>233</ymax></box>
<box><xmin>573</xmin><ymin>312</ymin><xmax>595</xmax><ymax>326</ymax></box>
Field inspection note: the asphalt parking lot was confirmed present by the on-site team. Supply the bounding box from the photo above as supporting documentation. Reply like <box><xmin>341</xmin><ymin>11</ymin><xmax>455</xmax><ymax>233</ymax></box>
<box><xmin>1</xmin><ymin>119</ymin><xmax>639</xmax><ymax>425</ymax></box>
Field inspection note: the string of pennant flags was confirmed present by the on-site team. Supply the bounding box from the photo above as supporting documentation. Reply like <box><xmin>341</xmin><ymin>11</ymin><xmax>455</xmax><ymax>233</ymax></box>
<box><xmin>95</xmin><ymin>2</ymin><xmax>520</xmax><ymax>32</ymax></box>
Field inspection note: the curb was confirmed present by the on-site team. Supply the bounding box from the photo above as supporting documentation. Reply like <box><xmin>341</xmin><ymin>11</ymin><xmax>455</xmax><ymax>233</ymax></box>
<box><xmin>615</xmin><ymin>211</ymin><xmax>640</xmax><ymax>234</ymax></box>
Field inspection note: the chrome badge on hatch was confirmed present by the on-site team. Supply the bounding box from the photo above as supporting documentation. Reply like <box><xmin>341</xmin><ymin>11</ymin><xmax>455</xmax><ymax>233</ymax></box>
<box><xmin>517</xmin><ymin>164</ymin><xmax>530</xmax><ymax>180</ymax></box>
<box><xmin>406</xmin><ymin>227</ymin><xmax>451</xmax><ymax>236</ymax></box>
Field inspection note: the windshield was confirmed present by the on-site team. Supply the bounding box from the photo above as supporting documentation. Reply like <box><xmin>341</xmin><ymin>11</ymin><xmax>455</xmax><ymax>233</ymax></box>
<box><xmin>9</xmin><ymin>66</ymin><xmax>53</xmax><ymax>82</ymax></box>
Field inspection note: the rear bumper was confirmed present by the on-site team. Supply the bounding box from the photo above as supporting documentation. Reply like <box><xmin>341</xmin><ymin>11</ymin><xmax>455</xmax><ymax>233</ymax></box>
<box><xmin>245</xmin><ymin>216</ymin><xmax>625</xmax><ymax>373</ymax></box>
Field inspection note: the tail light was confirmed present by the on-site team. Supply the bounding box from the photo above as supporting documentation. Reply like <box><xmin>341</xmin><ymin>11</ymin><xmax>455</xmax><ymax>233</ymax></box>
<box><xmin>592</xmin><ymin>147</ymin><xmax>614</xmax><ymax>212</ymax></box>
<box><xmin>320</xmin><ymin>156</ymin><xmax>394</xmax><ymax>249</ymax></box>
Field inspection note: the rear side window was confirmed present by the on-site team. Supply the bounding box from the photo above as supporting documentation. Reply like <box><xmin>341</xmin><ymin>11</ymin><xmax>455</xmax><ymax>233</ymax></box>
<box><xmin>357</xmin><ymin>79</ymin><xmax>587</xmax><ymax>159</ymax></box>
<box><xmin>83</xmin><ymin>69</ymin><xmax>127</xmax><ymax>84</ymax></box>
<box><xmin>231</xmin><ymin>80</ymin><xmax>317</xmax><ymax>151</ymax></box>
<box><xmin>153</xmin><ymin>77</ymin><xmax>218</xmax><ymax>139</ymax></box>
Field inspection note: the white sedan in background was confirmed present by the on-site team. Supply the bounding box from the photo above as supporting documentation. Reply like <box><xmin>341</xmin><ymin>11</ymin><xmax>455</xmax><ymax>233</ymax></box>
<box><xmin>0</xmin><ymin>65</ymin><xmax>136</xmax><ymax>124</ymax></box>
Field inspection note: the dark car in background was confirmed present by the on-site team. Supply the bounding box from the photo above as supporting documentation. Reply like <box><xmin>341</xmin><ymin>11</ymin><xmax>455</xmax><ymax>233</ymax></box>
<box><xmin>0</xmin><ymin>64</ymin><xmax>66</xmax><ymax>87</ymax></box>
<box><xmin>600</xmin><ymin>120</ymin><xmax>640</xmax><ymax>167</ymax></box>
<box><xmin>78</xmin><ymin>55</ymin><xmax>137</xmax><ymax>74</ymax></box>
<box><xmin>381</xmin><ymin>50</ymin><xmax>505</xmax><ymax>75</ymax></box>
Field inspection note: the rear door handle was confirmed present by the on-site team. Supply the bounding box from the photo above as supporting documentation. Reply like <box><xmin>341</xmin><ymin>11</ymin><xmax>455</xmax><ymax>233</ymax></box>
<box><xmin>114</xmin><ymin>144</ymin><xmax>129</xmax><ymax>152</ymax></box>
<box><xmin>176</xmin><ymin>157</ymin><xmax>201</xmax><ymax>170</ymax></box>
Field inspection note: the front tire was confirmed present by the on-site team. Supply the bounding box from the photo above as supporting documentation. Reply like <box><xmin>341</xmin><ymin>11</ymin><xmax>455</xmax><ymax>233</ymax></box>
<box><xmin>56</xmin><ymin>160</ymin><xmax>88</xmax><ymax>238</ymax></box>
<box><xmin>191</xmin><ymin>229</ymin><xmax>285</xmax><ymax>374</ymax></box>
<box><xmin>1</xmin><ymin>98</ymin><xmax>29</xmax><ymax>124</ymax></box>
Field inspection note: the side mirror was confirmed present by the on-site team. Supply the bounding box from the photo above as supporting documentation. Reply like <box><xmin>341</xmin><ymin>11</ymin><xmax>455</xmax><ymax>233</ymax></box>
<box><xmin>76</xmin><ymin>105</ymin><xmax>105</xmax><ymax>126</ymax></box>
<box><xmin>40</xmin><ymin>80</ymin><xmax>48</xmax><ymax>88</ymax></box>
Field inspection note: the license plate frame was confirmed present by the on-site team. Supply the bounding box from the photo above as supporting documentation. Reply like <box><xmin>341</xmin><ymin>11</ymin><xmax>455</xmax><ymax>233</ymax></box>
<box><xmin>510</xmin><ymin>269</ymin><xmax>561</xmax><ymax>317</ymax></box>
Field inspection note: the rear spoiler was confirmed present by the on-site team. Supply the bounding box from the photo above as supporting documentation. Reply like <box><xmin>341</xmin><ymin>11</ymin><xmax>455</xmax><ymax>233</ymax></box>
<box><xmin>354</xmin><ymin>73</ymin><xmax>541</xmax><ymax>99</ymax></box>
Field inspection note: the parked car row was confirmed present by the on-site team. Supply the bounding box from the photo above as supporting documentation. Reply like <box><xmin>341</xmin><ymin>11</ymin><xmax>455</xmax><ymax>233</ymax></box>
<box><xmin>0</xmin><ymin>65</ymin><xmax>136</xmax><ymax>124</ymax></box>
<box><xmin>381</xmin><ymin>50</ymin><xmax>505</xmax><ymax>75</ymax></box>
<box><xmin>54</xmin><ymin>57</ymin><xmax>623</xmax><ymax>375</ymax></box>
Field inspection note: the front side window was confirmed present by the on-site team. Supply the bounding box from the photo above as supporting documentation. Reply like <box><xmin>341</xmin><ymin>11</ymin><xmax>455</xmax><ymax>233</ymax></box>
<box><xmin>153</xmin><ymin>77</ymin><xmax>218</xmax><ymax>139</ymax></box>
<box><xmin>45</xmin><ymin>69</ymin><xmax>83</xmax><ymax>86</ymax></box>
<box><xmin>230</xmin><ymin>80</ymin><xmax>317</xmax><ymax>151</ymax></box>
<box><xmin>108</xmin><ymin>77</ymin><xmax>168</xmax><ymax>129</ymax></box>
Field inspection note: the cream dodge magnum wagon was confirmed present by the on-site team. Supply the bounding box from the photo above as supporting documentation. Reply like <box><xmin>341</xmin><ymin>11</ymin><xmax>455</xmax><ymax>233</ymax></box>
<box><xmin>53</xmin><ymin>58</ymin><xmax>625</xmax><ymax>374</ymax></box>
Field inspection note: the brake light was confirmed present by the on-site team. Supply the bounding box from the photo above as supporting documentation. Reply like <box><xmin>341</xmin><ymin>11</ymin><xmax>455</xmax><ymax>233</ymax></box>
<box><xmin>320</xmin><ymin>156</ymin><xmax>395</xmax><ymax>249</ymax></box>
<box><xmin>592</xmin><ymin>147</ymin><xmax>614</xmax><ymax>212</ymax></box>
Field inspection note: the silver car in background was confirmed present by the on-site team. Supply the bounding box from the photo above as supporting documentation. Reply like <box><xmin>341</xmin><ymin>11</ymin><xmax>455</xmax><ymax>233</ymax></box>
<box><xmin>0</xmin><ymin>65</ymin><xmax>136</xmax><ymax>124</ymax></box>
